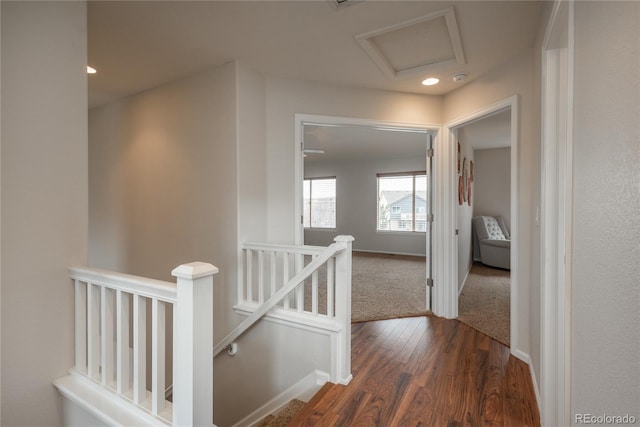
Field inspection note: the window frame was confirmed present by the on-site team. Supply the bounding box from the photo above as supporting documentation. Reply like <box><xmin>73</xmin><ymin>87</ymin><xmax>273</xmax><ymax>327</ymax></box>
<box><xmin>376</xmin><ymin>171</ymin><xmax>427</xmax><ymax>233</ymax></box>
<box><xmin>303</xmin><ymin>176</ymin><xmax>337</xmax><ymax>230</ymax></box>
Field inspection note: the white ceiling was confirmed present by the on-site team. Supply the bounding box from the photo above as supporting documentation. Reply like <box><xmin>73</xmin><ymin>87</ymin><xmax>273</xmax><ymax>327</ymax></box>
<box><xmin>458</xmin><ymin>109</ymin><xmax>511</xmax><ymax>150</ymax></box>
<box><xmin>88</xmin><ymin>1</ymin><xmax>543</xmax><ymax>107</ymax></box>
<box><xmin>304</xmin><ymin>124</ymin><xmax>427</xmax><ymax>163</ymax></box>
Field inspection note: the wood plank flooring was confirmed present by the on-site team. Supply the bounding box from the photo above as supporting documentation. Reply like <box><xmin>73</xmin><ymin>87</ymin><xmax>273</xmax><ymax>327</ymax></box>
<box><xmin>290</xmin><ymin>316</ymin><xmax>540</xmax><ymax>426</ymax></box>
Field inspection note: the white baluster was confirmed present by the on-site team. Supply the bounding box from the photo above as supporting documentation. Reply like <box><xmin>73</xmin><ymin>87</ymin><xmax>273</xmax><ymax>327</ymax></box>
<box><xmin>172</xmin><ymin>262</ymin><xmax>217</xmax><ymax>427</ymax></box>
<box><xmin>283</xmin><ymin>252</ymin><xmax>290</xmax><ymax>310</ymax></box>
<box><xmin>133</xmin><ymin>294</ymin><xmax>146</xmax><ymax>404</ymax></box>
<box><xmin>74</xmin><ymin>280</ymin><xmax>87</xmax><ymax>374</ymax></box>
<box><xmin>152</xmin><ymin>299</ymin><xmax>165</xmax><ymax>415</ymax></box>
<box><xmin>246</xmin><ymin>249</ymin><xmax>253</xmax><ymax>303</ymax></box>
<box><xmin>238</xmin><ymin>249</ymin><xmax>244</xmax><ymax>305</ymax></box>
<box><xmin>334</xmin><ymin>235</ymin><xmax>354</xmax><ymax>383</ymax></box>
<box><xmin>270</xmin><ymin>251</ymin><xmax>276</xmax><ymax>298</ymax></box>
<box><xmin>295</xmin><ymin>253</ymin><xmax>304</xmax><ymax>312</ymax></box>
<box><xmin>87</xmin><ymin>283</ymin><xmax>100</xmax><ymax>381</ymax></box>
<box><xmin>258</xmin><ymin>250</ymin><xmax>265</xmax><ymax>304</ymax></box>
<box><xmin>311</xmin><ymin>264</ymin><xmax>318</xmax><ymax>315</ymax></box>
<box><xmin>101</xmin><ymin>286</ymin><xmax>115</xmax><ymax>388</ymax></box>
<box><xmin>116</xmin><ymin>290</ymin><xmax>130</xmax><ymax>395</ymax></box>
<box><xmin>327</xmin><ymin>258</ymin><xmax>335</xmax><ymax>318</ymax></box>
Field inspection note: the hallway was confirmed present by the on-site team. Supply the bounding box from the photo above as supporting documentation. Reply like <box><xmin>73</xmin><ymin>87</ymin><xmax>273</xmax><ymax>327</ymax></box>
<box><xmin>291</xmin><ymin>316</ymin><xmax>539</xmax><ymax>426</ymax></box>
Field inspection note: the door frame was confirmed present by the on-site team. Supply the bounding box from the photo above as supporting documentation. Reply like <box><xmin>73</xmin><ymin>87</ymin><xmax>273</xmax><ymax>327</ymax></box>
<box><xmin>436</xmin><ymin>96</ymin><xmax>520</xmax><ymax>353</ymax></box>
<box><xmin>540</xmin><ymin>1</ymin><xmax>573</xmax><ymax>425</ymax></box>
<box><xmin>293</xmin><ymin>113</ymin><xmax>440</xmax><ymax>309</ymax></box>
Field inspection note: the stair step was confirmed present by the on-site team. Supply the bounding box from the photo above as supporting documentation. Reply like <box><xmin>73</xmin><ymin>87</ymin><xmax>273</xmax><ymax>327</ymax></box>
<box><xmin>259</xmin><ymin>399</ymin><xmax>306</xmax><ymax>427</ymax></box>
<box><xmin>287</xmin><ymin>383</ymin><xmax>346</xmax><ymax>426</ymax></box>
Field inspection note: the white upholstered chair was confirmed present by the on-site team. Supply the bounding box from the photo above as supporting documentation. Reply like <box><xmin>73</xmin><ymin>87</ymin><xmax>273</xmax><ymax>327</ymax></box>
<box><xmin>472</xmin><ymin>215</ymin><xmax>511</xmax><ymax>270</ymax></box>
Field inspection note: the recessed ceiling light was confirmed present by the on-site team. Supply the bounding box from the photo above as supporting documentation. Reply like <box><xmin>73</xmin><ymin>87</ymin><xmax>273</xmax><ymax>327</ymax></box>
<box><xmin>87</xmin><ymin>66</ymin><xmax>97</xmax><ymax>74</ymax></box>
<box><xmin>422</xmin><ymin>77</ymin><xmax>439</xmax><ymax>86</ymax></box>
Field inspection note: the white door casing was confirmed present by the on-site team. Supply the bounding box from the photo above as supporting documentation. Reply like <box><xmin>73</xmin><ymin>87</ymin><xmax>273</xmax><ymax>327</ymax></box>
<box><xmin>540</xmin><ymin>1</ymin><xmax>573</xmax><ymax>425</ymax></box>
<box><xmin>293</xmin><ymin>114</ymin><xmax>439</xmax><ymax>311</ymax></box>
<box><xmin>437</xmin><ymin>96</ymin><xmax>520</xmax><ymax>357</ymax></box>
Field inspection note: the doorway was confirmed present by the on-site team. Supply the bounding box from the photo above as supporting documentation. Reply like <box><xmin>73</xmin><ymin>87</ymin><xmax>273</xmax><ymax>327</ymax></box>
<box><xmin>294</xmin><ymin>114</ymin><xmax>438</xmax><ymax>314</ymax></box>
<box><xmin>455</xmin><ymin>109</ymin><xmax>513</xmax><ymax>347</ymax></box>
<box><xmin>438</xmin><ymin>95</ymin><xmax>519</xmax><ymax>351</ymax></box>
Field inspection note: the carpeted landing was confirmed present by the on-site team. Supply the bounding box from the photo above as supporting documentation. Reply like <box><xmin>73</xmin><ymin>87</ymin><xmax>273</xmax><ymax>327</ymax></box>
<box><xmin>257</xmin><ymin>399</ymin><xmax>306</xmax><ymax>427</ymax></box>
<box><xmin>458</xmin><ymin>262</ymin><xmax>510</xmax><ymax>346</ymax></box>
<box><xmin>304</xmin><ymin>251</ymin><xmax>430</xmax><ymax>323</ymax></box>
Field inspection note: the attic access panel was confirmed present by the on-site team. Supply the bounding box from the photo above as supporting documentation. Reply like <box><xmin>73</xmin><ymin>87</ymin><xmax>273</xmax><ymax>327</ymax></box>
<box><xmin>356</xmin><ymin>7</ymin><xmax>466</xmax><ymax>80</ymax></box>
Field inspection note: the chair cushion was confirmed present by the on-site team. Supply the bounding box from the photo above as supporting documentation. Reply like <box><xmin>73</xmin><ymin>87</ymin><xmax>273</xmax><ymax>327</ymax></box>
<box><xmin>483</xmin><ymin>216</ymin><xmax>507</xmax><ymax>240</ymax></box>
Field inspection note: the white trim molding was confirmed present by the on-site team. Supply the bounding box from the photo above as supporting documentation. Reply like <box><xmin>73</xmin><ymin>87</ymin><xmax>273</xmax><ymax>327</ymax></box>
<box><xmin>540</xmin><ymin>1</ymin><xmax>574</xmax><ymax>426</ymax></box>
<box><xmin>294</xmin><ymin>114</ymin><xmax>440</xmax><ymax>311</ymax></box>
<box><xmin>231</xmin><ymin>370</ymin><xmax>330</xmax><ymax>427</ymax></box>
<box><xmin>438</xmin><ymin>96</ymin><xmax>521</xmax><ymax>357</ymax></box>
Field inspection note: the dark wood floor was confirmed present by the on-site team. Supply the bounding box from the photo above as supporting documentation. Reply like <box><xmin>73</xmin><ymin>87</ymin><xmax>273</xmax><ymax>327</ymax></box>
<box><xmin>290</xmin><ymin>316</ymin><xmax>540</xmax><ymax>426</ymax></box>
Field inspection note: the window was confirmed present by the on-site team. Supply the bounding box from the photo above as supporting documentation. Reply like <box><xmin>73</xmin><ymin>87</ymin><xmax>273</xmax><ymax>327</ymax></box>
<box><xmin>303</xmin><ymin>177</ymin><xmax>336</xmax><ymax>229</ymax></box>
<box><xmin>377</xmin><ymin>172</ymin><xmax>427</xmax><ymax>232</ymax></box>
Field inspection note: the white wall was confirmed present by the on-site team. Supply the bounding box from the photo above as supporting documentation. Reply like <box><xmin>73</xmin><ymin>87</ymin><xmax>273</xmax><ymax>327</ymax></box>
<box><xmin>444</xmin><ymin>47</ymin><xmax>539</xmax><ymax>368</ymax></box>
<box><xmin>265</xmin><ymin>77</ymin><xmax>442</xmax><ymax>245</ymax></box>
<box><xmin>89</xmin><ymin>62</ymin><xmax>344</xmax><ymax>425</ymax></box>
<box><xmin>473</xmin><ymin>147</ymin><xmax>511</xmax><ymax>230</ymax></box>
<box><xmin>237</xmin><ymin>63</ymin><xmax>267</xmax><ymax>245</ymax></box>
<box><xmin>571</xmin><ymin>1</ymin><xmax>639</xmax><ymax>419</ymax></box>
<box><xmin>456</xmin><ymin>138</ymin><xmax>474</xmax><ymax>290</ymax></box>
<box><xmin>1</xmin><ymin>2</ymin><xmax>88</xmax><ymax>425</ymax></box>
<box><xmin>304</xmin><ymin>156</ymin><xmax>426</xmax><ymax>255</ymax></box>
<box><xmin>89</xmin><ymin>63</ymin><xmax>239</xmax><ymax>340</ymax></box>
<box><xmin>214</xmin><ymin>320</ymin><xmax>332</xmax><ymax>427</ymax></box>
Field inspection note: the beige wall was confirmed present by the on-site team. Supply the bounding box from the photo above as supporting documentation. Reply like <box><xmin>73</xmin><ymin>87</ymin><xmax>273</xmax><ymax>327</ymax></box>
<box><xmin>456</xmin><ymin>137</ymin><xmax>475</xmax><ymax>290</ymax></box>
<box><xmin>1</xmin><ymin>2</ymin><xmax>88</xmax><ymax>425</ymax></box>
<box><xmin>444</xmin><ymin>47</ymin><xmax>540</xmax><ymax>366</ymax></box>
<box><xmin>265</xmin><ymin>77</ymin><xmax>443</xmax><ymax>245</ymax></box>
<box><xmin>473</xmin><ymin>147</ymin><xmax>511</xmax><ymax>229</ymax></box>
<box><xmin>237</xmin><ymin>63</ymin><xmax>268</xmax><ymax>245</ymax></box>
<box><xmin>304</xmin><ymin>156</ymin><xmax>427</xmax><ymax>255</ymax></box>
<box><xmin>571</xmin><ymin>1</ymin><xmax>640</xmax><ymax>419</ymax></box>
<box><xmin>89</xmin><ymin>63</ymin><xmax>239</xmax><ymax>340</ymax></box>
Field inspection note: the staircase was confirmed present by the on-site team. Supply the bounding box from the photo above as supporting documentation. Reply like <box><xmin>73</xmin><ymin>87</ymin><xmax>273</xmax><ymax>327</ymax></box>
<box><xmin>55</xmin><ymin>236</ymin><xmax>356</xmax><ymax>427</ymax></box>
<box><xmin>285</xmin><ymin>382</ymin><xmax>347</xmax><ymax>426</ymax></box>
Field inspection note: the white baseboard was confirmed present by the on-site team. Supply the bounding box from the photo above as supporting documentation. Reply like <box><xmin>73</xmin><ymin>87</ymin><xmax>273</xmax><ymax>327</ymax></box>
<box><xmin>512</xmin><ymin>350</ymin><xmax>542</xmax><ymax>419</ymax></box>
<box><xmin>54</xmin><ymin>370</ymin><xmax>171</xmax><ymax>427</ymax></box>
<box><xmin>353</xmin><ymin>249</ymin><xmax>426</xmax><ymax>258</ymax></box>
<box><xmin>232</xmin><ymin>370</ymin><xmax>329</xmax><ymax>427</ymax></box>
<box><xmin>458</xmin><ymin>268</ymin><xmax>471</xmax><ymax>295</ymax></box>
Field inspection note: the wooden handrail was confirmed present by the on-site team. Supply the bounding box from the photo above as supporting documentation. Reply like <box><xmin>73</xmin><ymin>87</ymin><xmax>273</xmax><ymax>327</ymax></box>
<box><xmin>213</xmin><ymin>242</ymin><xmax>347</xmax><ymax>357</ymax></box>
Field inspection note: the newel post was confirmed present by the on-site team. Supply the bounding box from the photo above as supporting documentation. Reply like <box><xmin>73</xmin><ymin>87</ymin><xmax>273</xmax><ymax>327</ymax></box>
<box><xmin>172</xmin><ymin>262</ymin><xmax>218</xmax><ymax>427</ymax></box>
<box><xmin>334</xmin><ymin>235</ymin><xmax>354</xmax><ymax>384</ymax></box>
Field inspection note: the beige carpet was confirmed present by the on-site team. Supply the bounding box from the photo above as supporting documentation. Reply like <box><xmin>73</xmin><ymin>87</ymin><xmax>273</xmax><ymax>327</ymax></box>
<box><xmin>304</xmin><ymin>251</ymin><xmax>430</xmax><ymax>323</ymax></box>
<box><xmin>458</xmin><ymin>262</ymin><xmax>510</xmax><ymax>346</ymax></box>
<box><xmin>257</xmin><ymin>399</ymin><xmax>305</xmax><ymax>427</ymax></box>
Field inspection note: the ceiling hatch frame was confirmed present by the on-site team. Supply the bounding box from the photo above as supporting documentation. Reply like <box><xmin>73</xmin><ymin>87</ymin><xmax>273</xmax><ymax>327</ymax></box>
<box><xmin>355</xmin><ymin>6</ymin><xmax>466</xmax><ymax>80</ymax></box>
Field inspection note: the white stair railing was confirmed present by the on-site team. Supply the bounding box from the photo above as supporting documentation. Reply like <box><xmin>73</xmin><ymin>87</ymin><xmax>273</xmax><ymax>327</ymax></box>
<box><xmin>223</xmin><ymin>235</ymin><xmax>354</xmax><ymax>383</ymax></box>
<box><xmin>67</xmin><ymin>262</ymin><xmax>217</xmax><ymax>426</ymax></box>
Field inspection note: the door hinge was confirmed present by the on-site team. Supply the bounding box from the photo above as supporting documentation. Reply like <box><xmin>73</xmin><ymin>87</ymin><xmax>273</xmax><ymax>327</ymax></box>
<box><xmin>427</xmin><ymin>213</ymin><xmax>434</xmax><ymax>222</ymax></box>
<box><xmin>301</xmin><ymin>215</ymin><xmax>304</xmax><ymax>224</ymax></box>
<box><xmin>427</xmin><ymin>278</ymin><xmax>434</xmax><ymax>287</ymax></box>
<box><xmin>427</xmin><ymin>148</ymin><xmax>434</xmax><ymax>158</ymax></box>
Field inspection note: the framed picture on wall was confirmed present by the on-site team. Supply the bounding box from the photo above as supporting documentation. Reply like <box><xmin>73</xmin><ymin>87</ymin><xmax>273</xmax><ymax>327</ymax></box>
<box><xmin>462</xmin><ymin>157</ymin><xmax>468</xmax><ymax>202</ymax></box>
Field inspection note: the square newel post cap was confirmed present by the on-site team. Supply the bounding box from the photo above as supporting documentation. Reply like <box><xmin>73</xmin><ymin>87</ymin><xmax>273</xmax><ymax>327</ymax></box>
<box><xmin>172</xmin><ymin>262</ymin><xmax>219</xmax><ymax>280</ymax></box>
<box><xmin>334</xmin><ymin>235</ymin><xmax>355</xmax><ymax>243</ymax></box>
